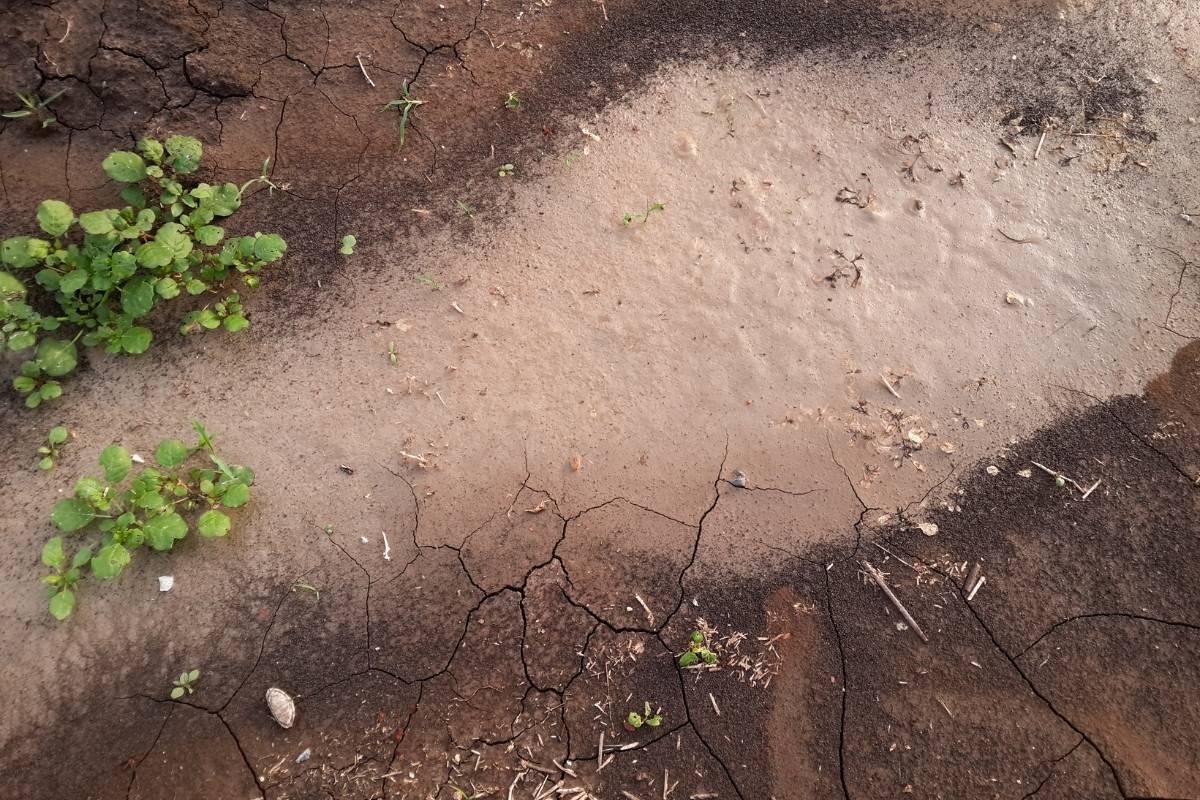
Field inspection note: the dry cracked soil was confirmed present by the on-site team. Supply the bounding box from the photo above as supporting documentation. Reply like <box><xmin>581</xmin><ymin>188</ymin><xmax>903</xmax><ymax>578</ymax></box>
<box><xmin>0</xmin><ymin>1</ymin><xmax>1198</xmax><ymax>799</ymax></box>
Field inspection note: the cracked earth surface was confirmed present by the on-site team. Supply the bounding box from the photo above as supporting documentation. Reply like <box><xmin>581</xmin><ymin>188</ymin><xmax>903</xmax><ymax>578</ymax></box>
<box><xmin>1</xmin><ymin>1</ymin><xmax>1198</xmax><ymax>798</ymax></box>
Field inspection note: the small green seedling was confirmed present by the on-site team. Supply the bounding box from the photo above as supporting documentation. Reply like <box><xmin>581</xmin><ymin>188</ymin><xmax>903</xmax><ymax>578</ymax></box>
<box><xmin>37</xmin><ymin>425</ymin><xmax>70</xmax><ymax>470</ymax></box>
<box><xmin>625</xmin><ymin>701</ymin><xmax>663</xmax><ymax>731</ymax></box>
<box><xmin>292</xmin><ymin>581</ymin><xmax>321</xmax><ymax>601</ymax></box>
<box><xmin>3</xmin><ymin>89</ymin><xmax>66</xmax><ymax>128</ymax></box>
<box><xmin>387</xmin><ymin>341</ymin><xmax>398</xmax><ymax>365</ymax></box>
<box><xmin>456</xmin><ymin>200</ymin><xmax>476</xmax><ymax>219</ymax></box>
<box><xmin>450</xmin><ymin>785</ymin><xmax>483</xmax><ymax>800</ymax></box>
<box><xmin>415</xmin><ymin>274</ymin><xmax>445</xmax><ymax>291</ymax></box>
<box><xmin>677</xmin><ymin>629</ymin><xmax>719</xmax><ymax>668</ymax></box>
<box><xmin>39</xmin><ymin>421</ymin><xmax>254</xmax><ymax>620</ymax></box>
<box><xmin>340</xmin><ymin>234</ymin><xmax>357</xmax><ymax>255</ymax></box>
<box><xmin>381</xmin><ymin>82</ymin><xmax>424</xmax><ymax>148</ymax></box>
<box><xmin>622</xmin><ymin>201</ymin><xmax>666</xmax><ymax>226</ymax></box>
<box><xmin>504</xmin><ymin>91</ymin><xmax>521</xmax><ymax>109</ymax></box>
<box><xmin>497</xmin><ymin>163</ymin><xmax>514</xmax><ymax>178</ymax></box>
<box><xmin>170</xmin><ymin>669</ymin><xmax>200</xmax><ymax>699</ymax></box>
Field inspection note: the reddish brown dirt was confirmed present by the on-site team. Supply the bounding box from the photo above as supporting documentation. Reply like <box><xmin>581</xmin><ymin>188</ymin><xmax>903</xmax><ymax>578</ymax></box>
<box><xmin>1</xmin><ymin>2</ymin><xmax>1197</xmax><ymax>800</ymax></box>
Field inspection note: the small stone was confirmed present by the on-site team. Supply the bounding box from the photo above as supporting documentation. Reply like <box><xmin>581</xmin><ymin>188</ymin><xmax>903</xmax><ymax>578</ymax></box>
<box><xmin>569</xmin><ymin>453</ymin><xmax>583</xmax><ymax>472</ymax></box>
<box><xmin>986</xmin><ymin>465</ymin><xmax>1000</xmax><ymax>476</ymax></box>
<box><xmin>266</xmin><ymin>687</ymin><xmax>296</xmax><ymax>729</ymax></box>
<box><xmin>158</xmin><ymin>575</ymin><xmax>174</xmax><ymax>592</ymax></box>
<box><xmin>939</xmin><ymin>441</ymin><xmax>957</xmax><ymax>454</ymax></box>
<box><xmin>906</xmin><ymin>429</ymin><xmax>928</xmax><ymax>447</ymax></box>
<box><xmin>730</xmin><ymin>470</ymin><xmax>748</xmax><ymax>488</ymax></box>
<box><xmin>917</xmin><ymin>522</ymin><xmax>939</xmax><ymax>537</ymax></box>
<box><xmin>1005</xmin><ymin>290</ymin><xmax>1027</xmax><ymax>306</ymax></box>
<box><xmin>295</xmin><ymin>748</ymin><xmax>311</xmax><ymax>763</ymax></box>
<box><xmin>1017</xmin><ymin>468</ymin><xmax>1032</xmax><ymax>478</ymax></box>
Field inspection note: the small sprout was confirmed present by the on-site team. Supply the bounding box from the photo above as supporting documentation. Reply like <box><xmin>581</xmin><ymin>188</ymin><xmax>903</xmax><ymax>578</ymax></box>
<box><xmin>1054</xmin><ymin>474</ymin><xmax>1066</xmax><ymax>488</ymax></box>
<box><xmin>504</xmin><ymin>91</ymin><xmax>522</xmax><ymax>109</ymax></box>
<box><xmin>678</xmin><ymin>629</ymin><xmax>718</xmax><ymax>669</ymax></box>
<box><xmin>456</xmin><ymin>200</ymin><xmax>476</xmax><ymax>219</ymax></box>
<box><xmin>387</xmin><ymin>341</ymin><xmax>398</xmax><ymax>365</ymax></box>
<box><xmin>415</xmin><ymin>275</ymin><xmax>445</xmax><ymax>291</ymax></box>
<box><xmin>3</xmin><ymin>89</ymin><xmax>66</xmax><ymax>128</ymax></box>
<box><xmin>38</xmin><ymin>425</ymin><xmax>70</xmax><ymax>470</ymax></box>
<box><xmin>497</xmin><ymin>163</ymin><xmax>515</xmax><ymax>178</ymax></box>
<box><xmin>292</xmin><ymin>581</ymin><xmax>320</xmax><ymax>601</ymax></box>
<box><xmin>340</xmin><ymin>234</ymin><xmax>357</xmax><ymax>255</ymax></box>
<box><xmin>622</xmin><ymin>201</ymin><xmax>666</xmax><ymax>226</ymax></box>
<box><xmin>170</xmin><ymin>668</ymin><xmax>200</xmax><ymax>700</ymax></box>
<box><xmin>323</xmin><ymin>524</ymin><xmax>334</xmax><ymax>535</ymax></box>
<box><xmin>625</xmin><ymin>701</ymin><xmax>663</xmax><ymax>730</ymax></box>
<box><xmin>380</xmin><ymin>82</ymin><xmax>424</xmax><ymax>148</ymax></box>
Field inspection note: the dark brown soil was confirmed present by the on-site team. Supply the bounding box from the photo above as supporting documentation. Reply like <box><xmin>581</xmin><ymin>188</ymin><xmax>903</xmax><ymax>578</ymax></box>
<box><xmin>1</xmin><ymin>2</ymin><xmax>1197</xmax><ymax>799</ymax></box>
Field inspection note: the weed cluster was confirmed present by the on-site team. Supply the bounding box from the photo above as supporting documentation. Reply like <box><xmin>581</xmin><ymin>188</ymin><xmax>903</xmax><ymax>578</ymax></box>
<box><xmin>1</xmin><ymin>135</ymin><xmax>285</xmax><ymax>407</ymax></box>
<box><xmin>40</xmin><ymin>421</ymin><xmax>254</xmax><ymax>620</ymax></box>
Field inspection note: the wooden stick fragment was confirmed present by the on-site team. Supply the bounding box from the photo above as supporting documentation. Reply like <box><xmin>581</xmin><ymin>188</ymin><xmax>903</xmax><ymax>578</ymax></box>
<box><xmin>880</xmin><ymin>373</ymin><xmax>902</xmax><ymax>399</ymax></box>
<box><xmin>862</xmin><ymin>560</ymin><xmax>929</xmax><ymax>643</ymax></box>
<box><xmin>966</xmin><ymin>575</ymin><xmax>986</xmax><ymax>602</ymax></box>
<box><xmin>355</xmin><ymin>54</ymin><xmax>376</xmax><ymax>88</ymax></box>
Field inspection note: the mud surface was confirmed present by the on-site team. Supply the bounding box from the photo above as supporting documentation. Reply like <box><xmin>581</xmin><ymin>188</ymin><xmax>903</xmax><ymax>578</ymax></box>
<box><xmin>1</xmin><ymin>1</ymin><xmax>1197</xmax><ymax>799</ymax></box>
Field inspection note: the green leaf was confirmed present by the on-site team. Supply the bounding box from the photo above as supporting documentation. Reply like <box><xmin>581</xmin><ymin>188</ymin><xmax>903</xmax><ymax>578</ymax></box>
<box><xmin>154</xmin><ymin>439</ymin><xmax>190</xmax><ymax>469</ymax></box>
<box><xmin>155</xmin><ymin>277</ymin><xmax>180</xmax><ymax>299</ymax></box>
<box><xmin>137</xmin><ymin>491</ymin><xmax>166</xmax><ymax>510</ymax></box>
<box><xmin>13</xmin><ymin>375</ymin><xmax>37</xmax><ymax>393</ymax></box>
<box><xmin>99</xmin><ymin>444</ymin><xmax>132</xmax><ymax>482</ymax></box>
<box><xmin>195</xmin><ymin>225</ymin><xmax>224</xmax><ymax>246</ymax></box>
<box><xmin>58</xmin><ymin>269</ymin><xmax>89</xmax><ymax>295</ymax></box>
<box><xmin>155</xmin><ymin>222</ymin><xmax>193</xmax><ymax>259</ymax></box>
<box><xmin>7</xmin><ymin>330</ymin><xmax>35</xmax><ymax>351</ymax></box>
<box><xmin>121</xmin><ymin>278</ymin><xmax>155</xmax><ymax>317</ymax></box>
<box><xmin>35</xmin><ymin>339</ymin><xmax>77</xmax><ymax>377</ymax></box>
<box><xmin>252</xmin><ymin>233</ymin><xmax>286</xmax><ymax>262</ymax></box>
<box><xmin>0</xmin><ymin>270</ymin><xmax>25</xmax><ymax>298</ymax></box>
<box><xmin>41</xmin><ymin>536</ymin><xmax>66</xmax><ymax>567</ymax></box>
<box><xmin>2</xmin><ymin>237</ymin><xmax>39</xmax><ymax>269</ymax></box>
<box><xmin>40</xmin><ymin>381</ymin><xmax>62</xmax><ymax>400</ymax></box>
<box><xmin>25</xmin><ymin>393</ymin><xmax>42</xmax><ymax>408</ymax></box>
<box><xmin>101</xmin><ymin>151</ymin><xmax>147</xmax><ymax>183</ymax></box>
<box><xmin>135</xmin><ymin>241</ymin><xmax>173</xmax><ymax>269</ymax></box>
<box><xmin>222</xmin><ymin>314</ymin><xmax>248</xmax><ymax>332</ymax></box>
<box><xmin>120</xmin><ymin>185</ymin><xmax>146</xmax><ymax>209</ymax></box>
<box><xmin>137</xmin><ymin>137</ymin><xmax>164</xmax><ymax>162</ymax></box>
<box><xmin>677</xmin><ymin>651</ymin><xmax>699</xmax><ymax>668</ymax></box>
<box><xmin>144</xmin><ymin>512</ymin><xmax>188</xmax><ymax>551</ymax></box>
<box><xmin>188</xmin><ymin>669</ymin><xmax>200</xmax><ymax>682</ymax></box>
<box><xmin>220</xmin><ymin>482</ymin><xmax>250</xmax><ymax>508</ymax></box>
<box><xmin>120</xmin><ymin>326</ymin><xmax>153</xmax><ymax>354</ymax></box>
<box><xmin>170</xmin><ymin>686</ymin><xmax>185</xmax><ymax>700</ymax></box>
<box><xmin>91</xmin><ymin>543</ymin><xmax>131</xmax><ymax>579</ymax></box>
<box><xmin>72</xmin><ymin>546</ymin><xmax>93</xmax><ymax>568</ymax></box>
<box><xmin>36</xmin><ymin>200</ymin><xmax>74</xmax><ymax>237</ymax></box>
<box><xmin>339</xmin><ymin>234</ymin><xmax>357</xmax><ymax>255</ymax></box>
<box><xmin>49</xmin><ymin>589</ymin><xmax>76</xmax><ymax>620</ymax></box>
<box><xmin>165</xmin><ymin>135</ymin><xmax>203</xmax><ymax>173</ymax></box>
<box><xmin>198</xmin><ymin>509</ymin><xmax>231</xmax><ymax>538</ymax></box>
<box><xmin>78</xmin><ymin>210</ymin><xmax>116</xmax><ymax>235</ymax></box>
<box><xmin>39</xmin><ymin>456</ymin><xmax>54</xmax><ymax>470</ymax></box>
<box><xmin>51</xmin><ymin>498</ymin><xmax>93</xmax><ymax>532</ymax></box>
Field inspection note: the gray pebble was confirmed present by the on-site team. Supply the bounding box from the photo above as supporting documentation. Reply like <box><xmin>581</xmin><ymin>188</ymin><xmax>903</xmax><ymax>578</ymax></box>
<box><xmin>731</xmin><ymin>470</ymin><xmax>747</xmax><ymax>488</ymax></box>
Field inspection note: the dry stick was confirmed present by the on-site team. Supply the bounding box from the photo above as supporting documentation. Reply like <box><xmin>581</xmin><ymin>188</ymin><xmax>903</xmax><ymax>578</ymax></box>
<box><xmin>356</xmin><ymin>54</ymin><xmax>376</xmax><ymax>87</ymax></box>
<box><xmin>880</xmin><ymin>372</ymin><xmax>902</xmax><ymax>399</ymax></box>
<box><xmin>1029</xmin><ymin>460</ymin><xmax>1088</xmax><ymax>493</ymax></box>
<box><xmin>621</xmin><ymin>792</ymin><xmax>643</xmax><ymax>800</ymax></box>
<box><xmin>964</xmin><ymin>562</ymin><xmax>981</xmax><ymax>594</ymax></box>
<box><xmin>862</xmin><ymin>560</ymin><xmax>929</xmax><ymax>643</ymax></box>
<box><xmin>966</xmin><ymin>575</ymin><xmax>986</xmax><ymax>602</ymax></box>
<box><xmin>1081</xmin><ymin>478</ymin><xmax>1102</xmax><ymax>500</ymax></box>
<box><xmin>871</xmin><ymin>540</ymin><xmax>919</xmax><ymax>573</ymax></box>
<box><xmin>1034</xmin><ymin>129</ymin><xmax>1047</xmax><ymax>160</ymax></box>
<box><xmin>596</xmin><ymin>732</ymin><xmax>605</xmax><ymax>772</ymax></box>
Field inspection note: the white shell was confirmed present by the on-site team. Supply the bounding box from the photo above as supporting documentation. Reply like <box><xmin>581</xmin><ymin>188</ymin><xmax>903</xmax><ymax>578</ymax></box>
<box><xmin>266</xmin><ymin>687</ymin><xmax>296</xmax><ymax>729</ymax></box>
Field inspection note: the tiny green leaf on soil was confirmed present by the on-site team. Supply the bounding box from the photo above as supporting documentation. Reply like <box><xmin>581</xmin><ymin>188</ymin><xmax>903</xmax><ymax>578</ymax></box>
<box><xmin>38</xmin><ymin>423</ymin><xmax>254</xmax><ymax>620</ymax></box>
<box><xmin>340</xmin><ymin>234</ymin><xmax>357</xmax><ymax>255</ymax></box>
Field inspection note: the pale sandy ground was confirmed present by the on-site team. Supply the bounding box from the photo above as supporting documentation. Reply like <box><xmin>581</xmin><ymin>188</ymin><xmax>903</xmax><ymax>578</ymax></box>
<box><xmin>1</xmin><ymin>0</ymin><xmax>1196</xmax><ymax>770</ymax></box>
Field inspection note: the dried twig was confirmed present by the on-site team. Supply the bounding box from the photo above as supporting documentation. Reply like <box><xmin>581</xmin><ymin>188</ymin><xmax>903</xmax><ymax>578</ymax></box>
<box><xmin>862</xmin><ymin>560</ymin><xmax>929</xmax><ymax>643</ymax></box>
<box><xmin>356</xmin><ymin>54</ymin><xmax>376</xmax><ymax>88</ymax></box>
<box><xmin>966</xmin><ymin>575</ymin><xmax>986</xmax><ymax>602</ymax></box>
<box><xmin>880</xmin><ymin>373</ymin><xmax>902</xmax><ymax>399</ymax></box>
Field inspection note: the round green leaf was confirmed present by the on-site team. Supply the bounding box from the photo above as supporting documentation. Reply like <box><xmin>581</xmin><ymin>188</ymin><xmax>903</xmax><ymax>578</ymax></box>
<box><xmin>58</xmin><ymin>269</ymin><xmax>89</xmax><ymax>295</ymax></box>
<box><xmin>198</xmin><ymin>509</ymin><xmax>231</xmax><ymax>538</ymax></box>
<box><xmin>165</xmin><ymin>135</ymin><xmax>203</xmax><ymax>174</ymax></box>
<box><xmin>135</xmin><ymin>241</ymin><xmax>173</xmax><ymax>269</ymax></box>
<box><xmin>195</xmin><ymin>225</ymin><xmax>224</xmax><ymax>246</ymax></box>
<box><xmin>144</xmin><ymin>512</ymin><xmax>188</xmax><ymax>551</ymax></box>
<box><xmin>0</xmin><ymin>270</ymin><xmax>25</xmax><ymax>298</ymax></box>
<box><xmin>121</xmin><ymin>278</ymin><xmax>155</xmax><ymax>317</ymax></box>
<box><xmin>137</xmin><ymin>137</ymin><xmax>164</xmax><ymax>162</ymax></box>
<box><xmin>13</xmin><ymin>375</ymin><xmax>37</xmax><ymax>393</ymax></box>
<box><xmin>41</xmin><ymin>536</ymin><xmax>66</xmax><ymax>567</ymax></box>
<box><xmin>40</xmin><ymin>381</ymin><xmax>62</xmax><ymax>400</ymax></box>
<box><xmin>99</xmin><ymin>444</ymin><xmax>132</xmax><ymax>482</ymax></box>
<box><xmin>339</xmin><ymin>234</ymin><xmax>357</xmax><ymax>255</ymax></box>
<box><xmin>220</xmin><ymin>482</ymin><xmax>250</xmax><ymax>508</ymax></box>
<box><xmin>48</xmin><ymin>426</ymin><xmax>69</xmax><ymax>445</ymax></box>
<box><xmin>155</xmin><ymin>222</ymin><xmax>193</xmax><ymax>259</ymax></box>
<box><xmin>49</xmin><ymin>589</ymin><xmax>76</xmax><ymax>621</ymax></box>
<box><xmin>91</xmin><ymin>542</ymin><xmax>131</xmax><ymax>579</ymax></box>
<box><xmin>120</xmin><ymin>326</ymin><xmax>153</xmax><ymax>354</ymax></box>
<box><xmin>78</xmin><ymin>210</ymin><xmax>116</xmax><ymax>235</ymax></box>
<box><xmin>222</xmin><ymin>314</ymin><xmax>248</xmax><ymax>332</ymax></box>
<box><xmin>35</xmin><ymin>339</ymin><xmax>78</xmax><ymax>377</ymax></box>
<box><xmin>2</xmin><ymin>237</ymin><xmax>39</xmax><ymax>269</ymax></box>
<box><xmin>252</xmin><ymin>233</ymin><xmax>286</xmax><ymax>262</ymax></box>
<box><xmin>7</xmin><ymin>330</ymin><xmax>35</xmax><ymax>351</ymax></box>
<box><xmin>102</xmin><ymin>151</ymin><xmax>147</xmax><ymax>183</ymax></box>
<box><xmin>51</xmin><ymin>498</ymin><xmax>93</xmax><ymax>532</ymax></box>
<box><xmin>156</xmin><ymin>277</ymin><xmax>180</xmax><ymax>299</ymax></box>
<box><xmin>36</xmin><ymin>200</ymin><xmax>74</xmax><ymax>237</ymax></box>
<box><xmin>154</xmin><ymin>439</ymin><xmax>190</xmax><ymax>469</ymax></box>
